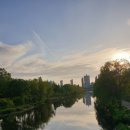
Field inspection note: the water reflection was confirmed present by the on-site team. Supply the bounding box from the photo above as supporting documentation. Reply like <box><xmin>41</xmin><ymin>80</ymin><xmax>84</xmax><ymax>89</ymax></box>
<box><xmin>83</xmin><ymin>91</ymin><xmax>91</xmax><ymax>106</ymax></box>
<box><xmin>0</xmin><ymin>96</ymin><xmax>81</xmax><ymax>130</ymax></box>
<box><xmin>44</xmin><ymin>96</ymin><xmax>100</xmax><ymax>130</ymax></box>
<box><xmin>1</xmin><ymin>103</ymin><xmax>55</xmax><ymax>130</ymax></box>
<box><xmin>94</xmin><ymin>96</ymin><xmax>130</xmax><ymax>130</ymax></box>
<box><xmin>0</xmin><ymin>94</ymin><xmax>101</xmax><ymax>130</ymax></box>
<box><xmin>94</xmin><ymin>99</ymin><xmax>115</xmax><ymax>130</ymax></box>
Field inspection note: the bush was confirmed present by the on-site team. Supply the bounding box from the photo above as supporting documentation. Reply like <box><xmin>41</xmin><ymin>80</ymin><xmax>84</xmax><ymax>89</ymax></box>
<box><xmin>13</xmin><ymin>97</ymin><xmax>24</xmax><ymax>106</ymax></box>
<box><xmin>116</xmin><ymin>123</ymin><xmax>130</xmax><ymax>130</ymax></box>
<box><xmin>0</xmin><ymin>98</ymin><xmax>14</xmax><ymax>109</ymax></box>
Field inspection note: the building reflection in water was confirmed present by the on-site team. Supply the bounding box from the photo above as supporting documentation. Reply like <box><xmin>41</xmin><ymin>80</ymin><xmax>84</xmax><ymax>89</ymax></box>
<box><xmin>83</xmin><ymin>91</ymin><xmax>91</xmax><ymax>106</ymax></box>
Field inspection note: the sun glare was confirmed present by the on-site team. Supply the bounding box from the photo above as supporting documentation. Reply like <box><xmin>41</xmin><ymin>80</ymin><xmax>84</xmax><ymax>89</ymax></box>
<box><xmin>112</xmin><ymin>52</ymin><xmax>130</xmax><ymax>61</ymax></box>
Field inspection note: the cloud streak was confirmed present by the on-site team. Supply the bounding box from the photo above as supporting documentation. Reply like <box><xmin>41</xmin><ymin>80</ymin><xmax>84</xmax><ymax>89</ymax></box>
<box><xmin>128</xmin><ymin>19</ymin><xmax>130</xmax><ymax>26</ymax></box>
<box><xmin>1</xmin><ymin>41</ymin><xmax>130</xmax><ymax>84</ymax></box>
<box><xmin>0</xmin><ymin>41</ymin><xmax>32</xmax><ymax>67</ymax></box>
<box><xmin>32</xmin><ymin>31</ymin><xmax>56</xmax><ymax>59</ymax></box>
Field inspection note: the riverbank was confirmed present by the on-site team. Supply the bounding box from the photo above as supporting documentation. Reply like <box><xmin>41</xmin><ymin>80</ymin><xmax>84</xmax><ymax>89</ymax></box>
<box><xmin>0</xmin><ymin>94</ymin><xmax>83</xmax><ymax>118</ymax></box>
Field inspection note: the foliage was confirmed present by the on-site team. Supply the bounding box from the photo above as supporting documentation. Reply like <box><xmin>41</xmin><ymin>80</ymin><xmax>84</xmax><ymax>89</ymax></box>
<box><xmin>116</xmin><ymin>123</ymin><xmax>130</xmax><ymax>130</ymax></box>
<box><xmin>94</xmin><ymin>59</ymin><xmax>130</xmax><ymax>103</ymax></box>
<box><xmin>0</xmin><ymin>68</ymin><xmax>11</xmax><ymax>98</ymax></box>
<box><xmin>0</xmin><ymin>68</ymin><xmax>11</xmax><ymax>80</ymax></box>
<box><xmin>0</xmin><ymin>68</ymin><xmax>83</xmax><ymax>113</ymax></box>
<box><xmin>0</xmin><ymin>93</ymin><xmax>81</xmax><ymax>130</ymax></box>
<box><xmin>94</xmin><ymin>59</ymin><xmax>130</xmax><ymax>130</ymax></box>
<box><xmin>0</xmin><ymin>98</ymin><xmax>14</xmax><ymax>109</ymax></box>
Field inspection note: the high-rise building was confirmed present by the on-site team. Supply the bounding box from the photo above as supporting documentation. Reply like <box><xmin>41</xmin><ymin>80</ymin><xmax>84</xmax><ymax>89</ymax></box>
<box><xmin>60</xmin><ymin>80</ymin><xmax>63</xmax><ymax>86</ymax></box>
<box><xmin>83</xmin><ymin>91</ymin><xmax>91</xmax><ymax>106</ymax></box>
<box><xmin>81</xmin><ymin>78</ymin><xmax>84</xmax><ymax>87</ymax></box>
<box><xmin>81</xmin><ymin>74</ymin><xmax>90</xmax><ymax>88</ymax></box>
<box><xmin>70</xmin><ymin>79</ymin><xmax>73</xmax><ymax>85</ymax></box>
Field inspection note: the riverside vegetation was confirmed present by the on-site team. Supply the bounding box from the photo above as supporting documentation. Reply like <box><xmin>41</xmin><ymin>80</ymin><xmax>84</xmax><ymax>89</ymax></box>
<box><xmin>0</xmin><ymin>68</ymin><xmax>83</xmax><ymax>116</ymax></box>
<box><xmin>0</xmin><ymin>94</ymin><xmax>81</xmax><ymax>130</ymax></box>
<box><xmin>94</xmin><ymin>59</ymin><xmax>130</xmax><ymax>130</ymax></box>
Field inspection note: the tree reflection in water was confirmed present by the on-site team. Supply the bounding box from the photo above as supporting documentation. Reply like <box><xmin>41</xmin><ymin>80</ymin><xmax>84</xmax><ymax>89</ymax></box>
<box><xmin>0</xmin><ymin>96</ymin><xmax>80</xmax><ymax>130</ymax></box>
<box><xmin>94</xmin><ymin>97</ymin><xmax>130</xmax><ymax>130</ymax></box>
<box><xmin>94</xmin><ymin>99</ymin><xmax>116</xmax><ymax>130</ymax></box>
<box><xmin>1</xmin><ymin>103</ymin><xmax>55</xmax><ymax>130</ymax></box>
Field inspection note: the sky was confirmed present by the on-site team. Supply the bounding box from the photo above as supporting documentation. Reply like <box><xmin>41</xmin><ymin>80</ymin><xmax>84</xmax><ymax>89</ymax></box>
<box><xmin>0</xmin><ymin>0</ymin><xmax>130</xmax><ymax>84</ymax></box>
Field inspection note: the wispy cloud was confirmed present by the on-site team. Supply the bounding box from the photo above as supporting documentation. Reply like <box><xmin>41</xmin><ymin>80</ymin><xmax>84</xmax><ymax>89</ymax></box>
<box><xmin>0</xmin><ymin>41</ymin><xmax>32</xmax><ymax>67</ymax></box>
<box><xmin>127</xmin><ymin>19</ymin><xmax>130</xmax><ymax>26</ymax></box>
<box><xmin>32</xmin><ymin>31</ymin><xmax>56</xmax><ymax>59</ymax></box>
<box><xmin>1</xmin><ymin>41</ymin><xmax>130</xmax><ymax>84</ymax></box>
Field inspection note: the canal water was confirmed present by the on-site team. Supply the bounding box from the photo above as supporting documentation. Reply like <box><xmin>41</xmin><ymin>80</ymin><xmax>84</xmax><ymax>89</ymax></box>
<box><xmin>0</xmin><ymin>92</ymin><xmax>101</xmax><ymax>130</ymax></box>
<box><xmin>43</xmin><ymin>94</ymin><xmax>100</xmax><ymax>130</ymax></box>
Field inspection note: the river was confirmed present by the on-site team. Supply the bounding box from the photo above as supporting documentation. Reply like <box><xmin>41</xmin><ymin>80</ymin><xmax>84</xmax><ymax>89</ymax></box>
<box><xmin>0</xmin><ymin>92</ymin><xmax>101</xmax><ymax>130</ymax></box>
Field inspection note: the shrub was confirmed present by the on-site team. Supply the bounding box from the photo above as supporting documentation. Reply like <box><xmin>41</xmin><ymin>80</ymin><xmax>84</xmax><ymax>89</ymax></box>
<box><xmin>0</xmin><ymin>98</ymin><xmax>14</xmax><ymax>109</ymax></box>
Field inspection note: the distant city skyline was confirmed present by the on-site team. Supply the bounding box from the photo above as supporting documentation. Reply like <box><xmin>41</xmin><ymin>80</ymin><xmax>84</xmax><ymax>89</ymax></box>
<box><xmin>82</xmin><ymin>74</ymin><xmax>90</xmax><ymax>88</ymax></box>
<box><xmin>60</xmin><ymin>80</ymin><xmax>63</xmax><ymax>86</ymax></box>
<box><xmin>0</xmin><ymin>1</ymin><xmax>130</xmax><ymax>84</ymax></box>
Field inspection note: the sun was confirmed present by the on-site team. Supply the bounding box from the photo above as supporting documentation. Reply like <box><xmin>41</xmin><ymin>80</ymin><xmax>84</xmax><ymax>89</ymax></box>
<box><xmin>112</xmin><ymin>52</ymin><xmax>130</xmax><ymax>61</ymax></box>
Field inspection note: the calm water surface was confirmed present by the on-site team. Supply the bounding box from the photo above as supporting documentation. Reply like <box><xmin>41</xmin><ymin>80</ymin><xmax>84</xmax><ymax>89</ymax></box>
<box><xmin>44</xmin><ymin>96</ymin><xmax>100</xmax><ymax>130</ymax></box>
<box><xmin>0</xmin><ymin>92</ymin><xmax>101</xmax><ymax>130</ymax></box>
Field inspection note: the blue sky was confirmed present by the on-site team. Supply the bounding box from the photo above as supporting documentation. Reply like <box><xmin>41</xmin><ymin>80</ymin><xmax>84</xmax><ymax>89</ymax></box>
<box><xmin>0</xmin><ymin>0</ymin><xmax>130</xmax><ymax>84</ymax></box>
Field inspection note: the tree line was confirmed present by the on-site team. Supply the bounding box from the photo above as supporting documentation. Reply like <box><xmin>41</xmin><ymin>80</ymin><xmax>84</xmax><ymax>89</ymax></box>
<box><xmin>0</xmin><ymin>68</ymin><xmax>83</xmax><ymax>112</ymax></box>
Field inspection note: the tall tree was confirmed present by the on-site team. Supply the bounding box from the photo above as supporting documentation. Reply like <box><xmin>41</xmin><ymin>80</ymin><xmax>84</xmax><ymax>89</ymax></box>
<box><xmin>94</xmin><ymin>59</ymin><xmax>130</xmax><ymax>103</ymax></box>
<box><xmin>0</xmin><ymin>68</ymin><xmax>11</xmax><ymax>97</ymax></box>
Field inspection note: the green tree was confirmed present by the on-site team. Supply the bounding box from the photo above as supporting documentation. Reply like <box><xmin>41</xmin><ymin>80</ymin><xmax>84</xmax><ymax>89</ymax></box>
<box><xmin>94</xmin><ymin>60</ymin><xmax>130</xmax><ymax>130</ymax></box>
<box><xmin>0</xmin><ymin>68</ymin><xmax>11</xmax><ymax>97</ymax></box>
<box><xmin>94</xmin><ymin>59</ymin><xmax>130</xmax><ymax>104</ymax></box>
<box><xmin>0</xmin><ymin>68</ymin><xmax>11</xmax><ymax>80</ymax></box>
